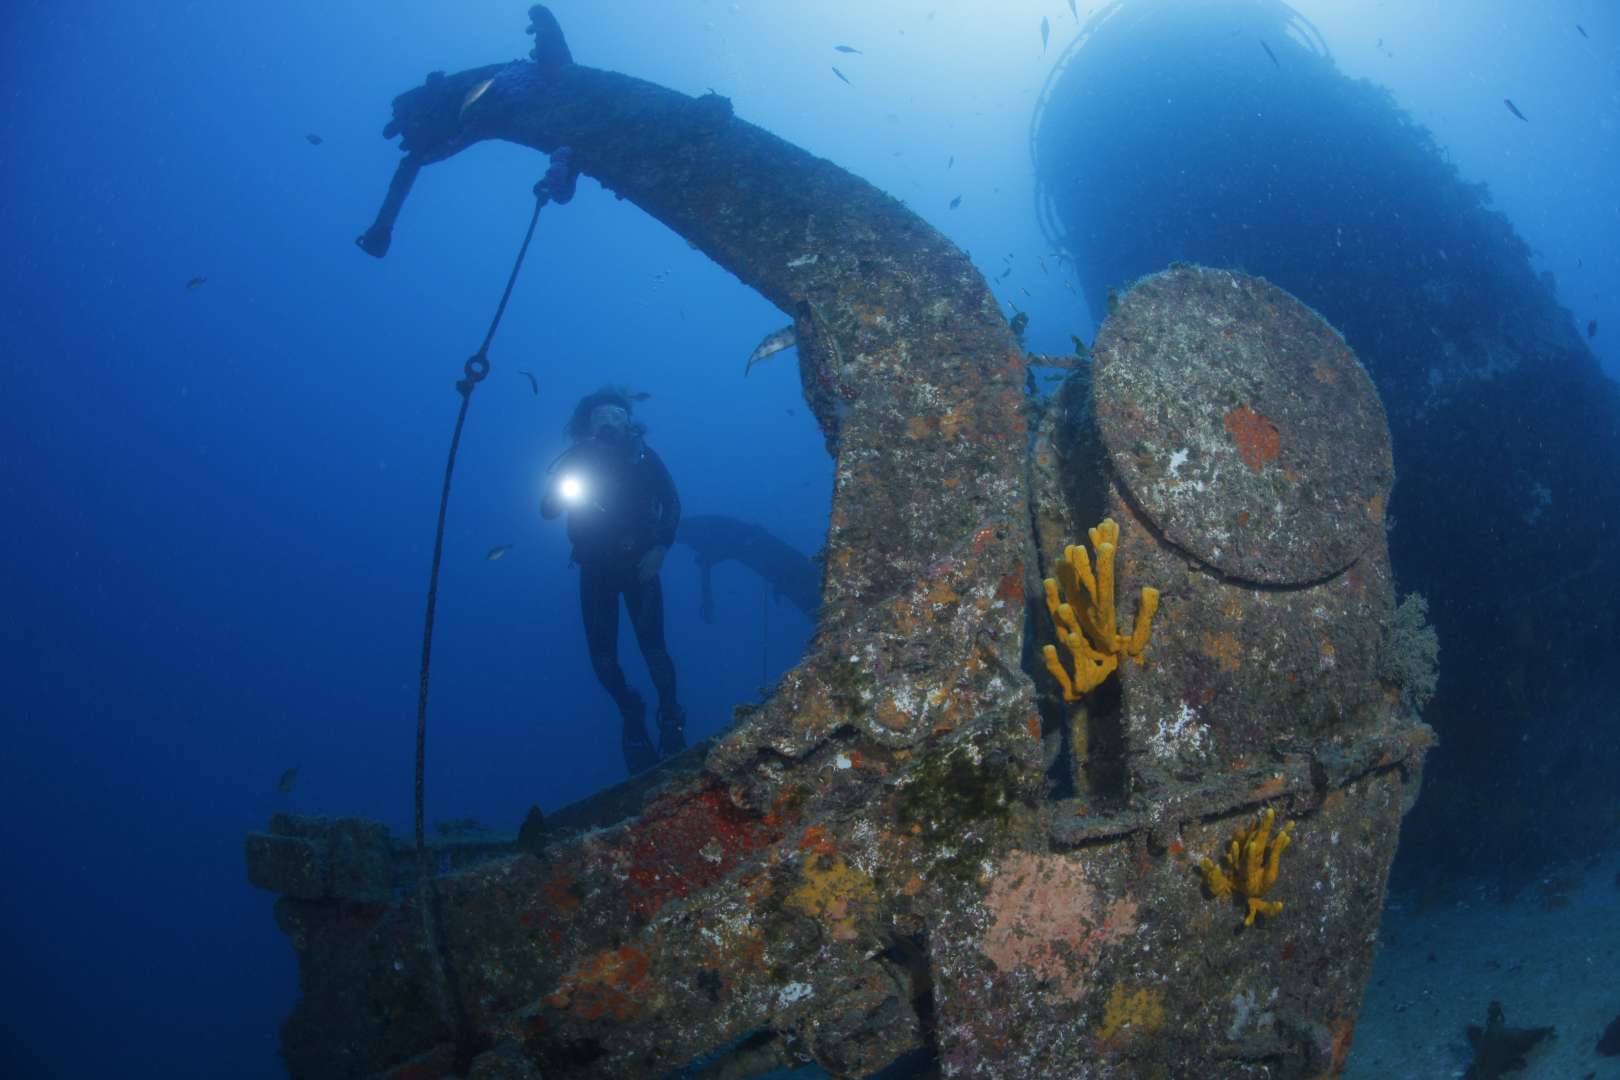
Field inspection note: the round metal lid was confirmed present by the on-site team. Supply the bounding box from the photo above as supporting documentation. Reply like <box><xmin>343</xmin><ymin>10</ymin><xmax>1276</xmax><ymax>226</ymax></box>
<box><xmin>1092</xmin><ymin>265</ymin><xmax>1392</xmax><ymax>585</ymax></box>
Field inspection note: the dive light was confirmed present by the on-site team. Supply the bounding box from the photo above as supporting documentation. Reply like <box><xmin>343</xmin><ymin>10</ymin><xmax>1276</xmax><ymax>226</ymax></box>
<box><xmin>558</xmin><ymin>473</ymin><xmax>586</xmax><ymax>504</ymax></box>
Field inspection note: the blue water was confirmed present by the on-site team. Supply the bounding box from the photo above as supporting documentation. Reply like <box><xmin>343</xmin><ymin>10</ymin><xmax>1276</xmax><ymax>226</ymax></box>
<box><xmin>2</xmin><ymin>2</ymin><xmax>1615</xmax><ymax>1076</ymax></box>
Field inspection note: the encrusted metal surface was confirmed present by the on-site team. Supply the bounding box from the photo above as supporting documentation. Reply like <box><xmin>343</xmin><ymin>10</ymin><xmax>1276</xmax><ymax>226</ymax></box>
<box><xmin>252</xmin><ymin>12</ymin><xmax>1430</xmax><ymax>1079</ymax></box>
<box><xmin>1093</xmin><ymin>266</ymin><xmax>1393</xmax><ymax>585</ymax></box>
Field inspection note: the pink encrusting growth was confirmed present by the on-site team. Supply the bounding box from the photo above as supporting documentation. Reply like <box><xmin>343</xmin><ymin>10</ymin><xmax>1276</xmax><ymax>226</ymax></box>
<box><xmin>981</xmin><ymin>851</ymin><xmax>1140</xmax><ymax>1001</ymax></box>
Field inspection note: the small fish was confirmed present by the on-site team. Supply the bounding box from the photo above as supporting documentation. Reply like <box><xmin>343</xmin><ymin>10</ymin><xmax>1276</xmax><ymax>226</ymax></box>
<box><xmin>628</xmin><ymin>391</ymin><xmax>651</xmax><ymax>401</ymax></box>
<box><xmin>461</xmin><ymin>77</ymin><xmax>495</xmax><ymax>116</ymax></box>
<box><xmin>1038</xmin><ymin>255</ymin><xmax>1048</xmax><ymax>275</ymax></box>
<box><xmin>517</xmin><ymin>369</ymin><xmax>538</xmax><ymax>395</ymax></box>
<box><xmin>1041</xmin><ymin>16</ymin><xmax>1050</xmax><ymax>51</ymax></box>
<box><xmin>947</xmin><ymin>154</ymin><xmax>954</xmax><ymax>169</ymax></box>
<box><xmin>834</xmin><ymin>45</ymin><xmax>862</xmax><ymax>54</ymax></box>
<box><xmin>831</xmin><ymin>66</ymin><xmax>851</xmax><ymax>85</ymax></box>
<box><xmin>185</xmin><ymin>276</ymin><xmax>206</xmax><ymax>290</ymax></box>
<box><xmin>997</xmin><ymin>267</ymin><xmax>1012</xmax><ymax>280</ymax></box>
<box><xmin>1503</xmin><ymin>98</ymin><xmax>1527</xmax><ymax>121</ymax></box>
<box><xmin>745</xmin><ymin>325</ymin><xmax>797</xmax><ymax>375</ymax></box>
<box><xmin>949</xmin><ymin>195</ymin><xmax>962</xmax><ymax>209</ymax></box>
<box><xmin>486</xmin><ymin>544</ymin><xmax>513</xmax><ymax>561</ymax></box>
<box><xmin>305</xmin><ymin>133</ymin><xmax>323</xmax><ymax>145</ymax></box>
<box><xmin>1577</xmin><ymin>24</ymin><xmax>1588</xmax><ymax>38</ymax></box>
<box><xmin>1589</xmin><ymin>320</ymin><xmax>1598</xmax><ymax>339</ymax></box>
<box><xmin>1261</xmin><ymin>40</ymin><xmax>1279</xmax><ymax>68</ymax></box>
<box><xmin>278</xmin><ymin>766</ymin><xmax>299</xmax><ymax>794</ymax></box>
<box><xmin>1068</xmin><ymin>0</ymin><xmax>1078</xmax><ymax>20</ymax></box>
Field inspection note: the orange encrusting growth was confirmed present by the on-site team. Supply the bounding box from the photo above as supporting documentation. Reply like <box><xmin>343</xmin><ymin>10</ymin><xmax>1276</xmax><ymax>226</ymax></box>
<box><xmin>1222</xmin><ymin>404</ymin><xmax>1282</xmax><ymax>470</ymax></box>
<box><xmin>1040</xmin><ymin>518</ymin><xmax>1160</xmax><ymax>700</ymax></box>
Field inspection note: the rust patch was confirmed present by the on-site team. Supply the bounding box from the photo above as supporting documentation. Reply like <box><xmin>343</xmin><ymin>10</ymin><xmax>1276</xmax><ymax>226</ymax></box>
<box><xmin>620</xmin><ymin>787</ymin><xmax>781</xmax><ymax>921</ymax></box>
<box><xmin>876</xmin><ymin>697</ymin><xmax>913</xmax><ymax>731</ymax></box>
<box><xmin>545</xmin><ymin>945</ymin><xmax>651</xmax><ymax>1022</ymax></box>
<box><xmin>995</xmin><ymin>572</ymin><xmax>1024</xmax><ymax>601</ymax></box>
<box><xmin>1248</xmin><ymin>775</ymin><xmax>1287</xmax><ymax>800</ymax></box>
<box><xmin>905</xmin><ymin>406</ymin><xmax>970</xmax><ymax>440</ymax></box>
<box><xmin>541</xmin><ymin>874</ymin><xmax>583</xmax><ymax>915</ymax></box>
<box><xmin>1222</xmin><ymin>405</ymin><xmax>1281</xmax><ymax>470</ymax></box>
<box><xmin>798</xmin><ymin>825</ymin><xmax>837</xmax><ymax>857</ymax></box>
<box><xmin>1201</xmin><ymin>631</ymin><xmax>1243</xmax><ymax>672</ymax></box>
<box><xmin>1325</xmin><ymin>1014</ymin><xmax>1358</xmax><ymax>1076</ymax></box>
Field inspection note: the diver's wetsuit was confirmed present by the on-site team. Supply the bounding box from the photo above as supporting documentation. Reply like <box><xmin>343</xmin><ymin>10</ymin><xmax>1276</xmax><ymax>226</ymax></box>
<box><xmin>542</xmin><ymin>434</ymin><xmax>682</xmax><ymax>773</ymax></box>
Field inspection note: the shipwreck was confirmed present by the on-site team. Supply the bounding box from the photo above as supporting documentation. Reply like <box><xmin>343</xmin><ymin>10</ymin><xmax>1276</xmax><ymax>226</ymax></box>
<box><xmin>248</xmin><ymin>8</ymin><xmax>1432</xmax><ymax>1077</ymax></box>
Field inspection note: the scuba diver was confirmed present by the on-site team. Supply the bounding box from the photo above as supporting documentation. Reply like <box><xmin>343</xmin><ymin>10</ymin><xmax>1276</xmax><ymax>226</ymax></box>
<box><xmin>542</xmin><ymin>389</ymin><xmax>685</xmax><ymax>774</ymax></box>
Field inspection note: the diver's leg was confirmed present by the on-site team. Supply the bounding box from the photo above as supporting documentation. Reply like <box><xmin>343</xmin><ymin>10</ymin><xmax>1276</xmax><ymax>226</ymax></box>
<box><xmin>626</xmin><ymin>572</ymin><xmax>684</xmax><ymax>757</ymax></box>
<box><xmin>581</xmin><ymin>565</ymin><xmax>656</xmax><ymax>773</ymax></box>
<box><xmin>580</xmin><ymin>565</ymin><xmax>629</xmax><ymax>702</ymax></box>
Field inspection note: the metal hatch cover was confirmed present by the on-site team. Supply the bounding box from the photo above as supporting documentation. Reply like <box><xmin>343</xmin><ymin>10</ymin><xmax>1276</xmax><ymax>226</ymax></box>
<box><xmin>1093</xmin><ymin>265</ymin><xmax>1393</xmax><ymax>584</ymax></box>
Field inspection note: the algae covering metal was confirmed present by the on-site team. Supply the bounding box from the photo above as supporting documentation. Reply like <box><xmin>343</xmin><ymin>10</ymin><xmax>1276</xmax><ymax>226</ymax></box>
<box><xmin>1093</xmin><ymin>266</ymin><xmax>1393</xmax><ymax>586</ymax></box>
<box><xmin>246</xmin><ymin>8</ymin><xmax>1429</xmax><ymax>1078</ymax></box>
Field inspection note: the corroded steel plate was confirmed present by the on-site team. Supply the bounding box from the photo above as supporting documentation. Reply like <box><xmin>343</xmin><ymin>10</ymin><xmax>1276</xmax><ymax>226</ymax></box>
<box><xmin>1093</xmin><ymin>266</ymin><xmax>1392</xmax><ymax>584</ymax></box>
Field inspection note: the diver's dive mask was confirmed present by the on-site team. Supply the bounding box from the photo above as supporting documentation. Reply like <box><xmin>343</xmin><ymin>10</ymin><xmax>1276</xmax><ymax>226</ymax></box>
<box><xmin>589</xmin><ymin>403</ymin><xmax>630</xmax><ymax>442</ymax></box>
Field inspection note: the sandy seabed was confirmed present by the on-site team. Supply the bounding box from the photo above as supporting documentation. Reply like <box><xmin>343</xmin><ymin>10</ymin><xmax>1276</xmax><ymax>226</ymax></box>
<box><xmin>1347</xmin><ymin>847</ymin><xmax>1620</xmax><ymax>1079</ymax></box>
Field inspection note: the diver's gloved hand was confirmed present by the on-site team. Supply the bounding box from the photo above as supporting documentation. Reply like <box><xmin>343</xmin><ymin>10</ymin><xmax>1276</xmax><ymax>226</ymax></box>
<box><xmin>542</xmin><ymin>146</ymin><xmax>579</xmax><ymax>205</ymax></box>
<box><xmin>636</xmin><ymin>545</ymin><xmax>666</xmax><ymax>583</ymax></box>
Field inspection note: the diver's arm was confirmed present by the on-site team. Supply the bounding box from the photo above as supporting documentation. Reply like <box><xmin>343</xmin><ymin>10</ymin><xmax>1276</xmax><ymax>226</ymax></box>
<box><xmin>541</xmin><ymin>483</ymin><xmax>563</xmax><ymax>519</ymax></box>
<box><xmin>540</xmin><ymin>448</ymin><xmax>575</xmax><ymax>519</ymax></box>
<box><xmin>646</xmin><ymin>448</ymin><xmax>681</xmax><ymax>546</ymax></box>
